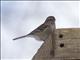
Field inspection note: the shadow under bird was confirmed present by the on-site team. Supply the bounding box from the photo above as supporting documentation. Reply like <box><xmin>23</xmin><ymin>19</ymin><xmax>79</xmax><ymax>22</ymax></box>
<box><xmin>13</xmin><ymin>16</ymin><xmax>56</xmax><ymax>41</ymax></box>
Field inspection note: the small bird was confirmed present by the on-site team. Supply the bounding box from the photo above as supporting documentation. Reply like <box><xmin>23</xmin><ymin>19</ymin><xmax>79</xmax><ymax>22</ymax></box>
<box><xmin>13</xmin><ymin>16</ymin><xmax>56</xmax><ymax>41</ymax></box>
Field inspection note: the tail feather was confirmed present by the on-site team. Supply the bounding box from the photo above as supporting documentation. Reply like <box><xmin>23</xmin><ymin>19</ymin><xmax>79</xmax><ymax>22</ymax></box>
<box><xmin>13</xmin><ymin>35</ymin><xmax>28</xmax><ymax>40</ymax></box>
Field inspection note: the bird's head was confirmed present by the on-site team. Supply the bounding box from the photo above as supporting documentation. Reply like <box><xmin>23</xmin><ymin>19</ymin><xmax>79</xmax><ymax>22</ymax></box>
<box><xmin>44</xmin><ymin>16</ymin><xmax>55</xmax><ymax>25</ymax></box>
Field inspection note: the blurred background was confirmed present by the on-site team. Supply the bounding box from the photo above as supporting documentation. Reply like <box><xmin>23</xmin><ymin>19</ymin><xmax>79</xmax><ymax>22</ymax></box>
<box><xmin>1</xmin><ymin>1</ymin><xmax>80</xmax><ymax>60</ymax></box>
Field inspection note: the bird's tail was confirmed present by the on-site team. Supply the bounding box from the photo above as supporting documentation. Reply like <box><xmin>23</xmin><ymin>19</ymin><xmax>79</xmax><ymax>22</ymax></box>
<box><xmin>13</xmin><ymin>34</ymin><xmax>29</xmax><ymax>40</ymax></box>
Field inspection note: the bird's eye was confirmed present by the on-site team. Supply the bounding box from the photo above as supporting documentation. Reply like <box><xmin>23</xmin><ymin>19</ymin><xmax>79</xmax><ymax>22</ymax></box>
<box><xmin>48</xmin><ymin>18</ymin><xmax>53</xmax><ymax>20</ymax></box>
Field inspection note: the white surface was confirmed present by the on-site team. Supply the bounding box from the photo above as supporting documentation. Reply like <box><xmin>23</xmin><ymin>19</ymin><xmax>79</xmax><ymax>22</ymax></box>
<box><xmin>1</xmin><ymin>1</ymin><xmax>80</xmax><ymax>60</ymax></box>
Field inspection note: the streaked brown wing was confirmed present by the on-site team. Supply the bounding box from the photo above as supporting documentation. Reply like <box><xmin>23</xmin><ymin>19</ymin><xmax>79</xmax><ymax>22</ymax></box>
<box><xmin>28</xmin><ymin>24</ymin><xmax>48</xmax><ymax>35</ymax></box>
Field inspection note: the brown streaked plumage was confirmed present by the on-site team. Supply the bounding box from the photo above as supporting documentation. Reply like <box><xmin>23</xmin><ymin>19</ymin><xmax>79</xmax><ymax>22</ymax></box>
<box><xmin>13</xmin><ymin>16</ymin><xmax>56</xmax><ymax>41</ymax></box>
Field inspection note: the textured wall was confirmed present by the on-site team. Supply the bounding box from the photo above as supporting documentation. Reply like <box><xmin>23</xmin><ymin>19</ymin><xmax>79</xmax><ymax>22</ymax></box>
<box><xmin>32</xmin><ymin>28</ymin><xmax>80</xmax><ymax>60</ymax></box>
